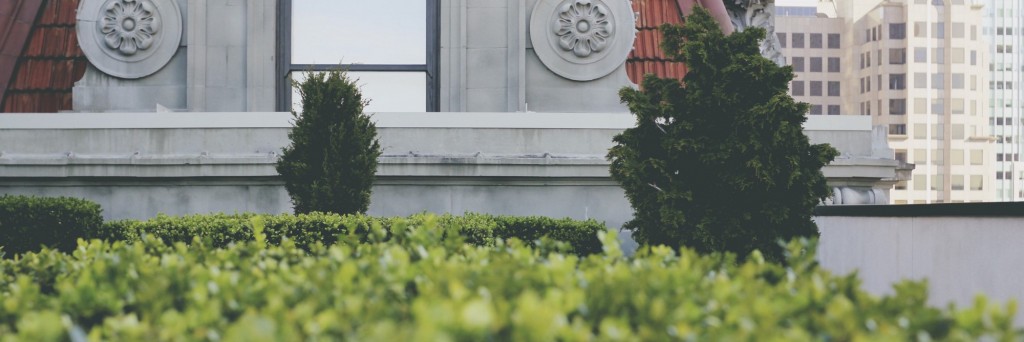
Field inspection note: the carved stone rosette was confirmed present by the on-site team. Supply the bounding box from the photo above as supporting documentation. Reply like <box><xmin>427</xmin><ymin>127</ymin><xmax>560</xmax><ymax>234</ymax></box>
<box><xmin>77</xmin><ymin>0</ymin><xmax>182</xmax><ymax>79</ymax></box>
<box><xmin>531</xmin><ymin>0</ymin><xmax>636</xmax><ymax>81</ymax></box>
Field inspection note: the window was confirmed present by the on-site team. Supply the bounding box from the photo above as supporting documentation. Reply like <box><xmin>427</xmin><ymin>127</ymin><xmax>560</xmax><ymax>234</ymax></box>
<box><xmin>792</xmin><ymin>81</ymin><xmax>805</xmax><ymax>96</ymax></box>
<box><xmin>889</xmin><ymin>74</ymin><xmax>906</xmax><ymax>90</ymax></box>
<box><xmin>809</xmin><ymin>105</ymin><xmax>822</xmax><ymax>115</ymax></box>
<box><xmin>915</xmin><ymin>98</ymin><xmax>927</xmax><ymax>114</ymax></box>
<box><xmin>895</xmin><ymin>150</ymin><xmax>907</xmax><ymax>163</ymax></box>
<box><xmin>914</xmin><ymin>22</ymin><xmax>927</xmax><ymax>37</ymax></box>
<box><xmin>828</xmin><ymin>105</ymin><xmax>841</xmax><ymax>115</ymax></box>
<box><xmin>952</xmin><ymin>124</ymin><xmax>964</xmax><ymax>139</ymax></box>
<box><xmin>914</xmin><ymin>73</ymin><xmax>927</xmax><ymax>88</ymax></box>
<box><xmin>952</xmin><ymin>175</ymin><xmax>965</xmax><ymax>191</ymax></box>
<box><xmin>792</xmin><ymin>33</ymin><xmax>805</xmax><ymax>48</ymax></box>
<box><xmin>971</xmin><ymin>75</ymin><xmax>977</xmax><ymax>90</ymax></box>
<box><xmin>932</xmin><ymin>47</ymin><xmax>944</xmax><ymax>64</ymax></box>
<box><xmin>971</xmin><ymin>150</ymin><xmax>983</xmax><ymax>165</ymax></box>
<box><xmin>971</xmin><ymin>25</ymin><xmax>977</xmax><ymax>40</ymax></box>
<box><xmin>914</xmin><ymin>124</ymin><xmax>927</xmax><ymax>139</ymax></box>
<box><xmin>952</xmin><ymin>22</ymin><xmax>965</xmax><ymax>38</ymax></box>
<box><xmin>931</xmin><ymin>73</ymin><xmax>944</xmax><ymax>90</ymax></box>
<box><xmin>283</xmin><ymin>0</ymin><xmax>440</xmax><ymax>112</ymax></box>
<box><xmin>931</xmin><ymin>177</ymin><xmax>944</xmax><ymax>191</ymax></box>
<box><xmin>792</xmin><ymin>57</ymin><xmax>805</xmax><ymax>72</ymax></box>
<box><xmin>952</xmin><ymin>73</ymin><xmax>964</xmax><ymax>89</ymax></box>
<box><xmin>971</xmin><ymin>50</ymin><xmax>977</xmax><ymax>65</ymax></box>
<box><xmin>970</xmin><ymin>175</ymin><xmax>983</xmax><ymax>190</ymax></box>
<box><xmin>810</xmin><ymin>57</ymin><xmax>823</xmax><ymax>72</ymax></box>
<box><xmin>777</xmin><ymin>32</ymin><xmax>787</xmax><ymax>48</ymax></box>
<box><xmin>914</xmin><ymin>47</ymin><xmax>927</xmax><ymax>63</ymax></box>
<box><xmin>952</xmin><ymin>48</ymin><xmax>964</xmax><ymax>64</ymax></box>
<box><xmin>932</xmin><ymin>23</ymin><xmax>945</xmax><ymax>38</ymax></box>
<box><xmin>890</xmin><ymin>23</ymin><xmax>906</xmax><ymax>39</ymax></box>
<box><xmin>827</xmin><ymin>33</ymin><xmax>840</xmax><ymax>48</ymax></box>
<box><xmin>890</xmin><ymin>124</ymin><xmax>907</xmax><ymax>135</ymax></box>
<box><xmin>889</xmin><ymin>48</ymin><xmax>906</xmax><ymax>64</ymax></box>
<box><xmin>810</xmin><ymin>33</ymin><xmax>823</xmax><ymax>48</ymax></box>
<box><xmin>828</xmin><ymin>81</ymin><xmax>841</xmax><ymax>96</ymax></box>
<box><xmin>890</xmin><ymin>99</ymin><xmax>906</xmax><ymax>114</ymax></box>
<box><xmin>914</xmin><ymin>175</ymin><xmax>927</xmax><ymax>190</ymax></box>
<box><xmin>952</xmin><ymin>149</ymin><xmax>964</xmax><ymax>165</ymax></box>
<box><xmin>810</xmin><ymin>81</ymin><xmax>822</xmax><ymax>96</ymax></box>
<box><xmin>827</xmin><ymin>57</ymin><xmax>840</xmax><ymax>72</ymax></box>
<box><xmin>932</xmin><ymin>124</ymin><xmax>944</xmax><ymax>140</ymax></box>
<box><xmin>931</xmin><ymin>98</ymin><xmax>944</xmax><ymax>115</ymax></box>
<box><xmin>952</xmin><ymin>98</ymin><xmax>964</xmax><ymax>114</ymax></box>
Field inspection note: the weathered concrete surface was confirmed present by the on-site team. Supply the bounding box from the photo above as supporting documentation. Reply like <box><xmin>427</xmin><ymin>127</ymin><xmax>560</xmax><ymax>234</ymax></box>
<box><xmin>816</xmin><ymin>214</ymin><xmax>1024</xmax><ymax>327</ymax></box>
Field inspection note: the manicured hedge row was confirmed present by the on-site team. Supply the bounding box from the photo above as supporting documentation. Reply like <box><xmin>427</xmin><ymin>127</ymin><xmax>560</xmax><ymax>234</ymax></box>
<box><xmin>0</xmin><ymin>222</ymin><xmax>1017</xmax><ymax>340</ymax></box>
<box><xmin>0</xmin><ymin>195</ymin><xmax>103</xmax><ymax>256</ymax></box>
<box><xmin>100</xmin><ymin>212</ymin><xmax>607</xmax><ymax>256</ymax></box>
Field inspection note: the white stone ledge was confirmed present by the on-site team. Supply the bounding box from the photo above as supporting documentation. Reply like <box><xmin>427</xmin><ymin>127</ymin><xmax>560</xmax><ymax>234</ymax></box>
<box><xmin>0</xmin><ymin>112</ymin><xmax>294</xmax><ymax>129</ymax></box>
<box><xmin>1</xmin><ymin>111</ymin><xmax>875</xmax><ymax>131</ymax></box>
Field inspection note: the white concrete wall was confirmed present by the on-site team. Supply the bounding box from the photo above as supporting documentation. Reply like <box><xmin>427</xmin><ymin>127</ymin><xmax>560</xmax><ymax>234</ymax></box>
<box><xmin>817</xmin><ymin>215</ymin><xmax>1024</xmax><ymax>326</ymax></box>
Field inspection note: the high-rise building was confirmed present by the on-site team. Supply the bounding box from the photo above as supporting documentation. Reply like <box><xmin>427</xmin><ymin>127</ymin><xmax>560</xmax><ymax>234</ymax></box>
<box><xmin>982</xmin><ymin>0</ymin><xmax>1023</xmax><ymax>201</ymax></box>
<box><xmin>777</xmin><ymin>0</ymin><xmax>995</xmax><ymax>203</ymax></box>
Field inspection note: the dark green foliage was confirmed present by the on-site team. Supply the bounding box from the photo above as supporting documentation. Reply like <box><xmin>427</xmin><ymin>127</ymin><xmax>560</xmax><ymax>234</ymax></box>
<box><xmin>96</xmin><ymin>212</ymin><xmax>607</xmax><ymax>256</ymax></box>
<box><xmin>277</xmin><ymin>69</ymin><xmax>382</xmax><ymax>215</ymax></box>
<box><xmin>0</xmin><ymin>195</ymin><xmax>103</xmax><ymax>256</ymax></box>
<box><xmin>608</xmin><ymin>8</ymin><xmax>839</xmax><ymax>261</ymax></box>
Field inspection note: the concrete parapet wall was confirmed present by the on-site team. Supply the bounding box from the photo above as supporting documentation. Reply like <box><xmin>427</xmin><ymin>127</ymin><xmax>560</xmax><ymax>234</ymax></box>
<box><xmin>815</xmin><ymin>204</ymin><xmax>1024</xmax><ymax>327</ymax></box>
<box><xmin>1</xmin><ymin>112</ymin><xmax>900</xmax><ymax>253</ymax></box>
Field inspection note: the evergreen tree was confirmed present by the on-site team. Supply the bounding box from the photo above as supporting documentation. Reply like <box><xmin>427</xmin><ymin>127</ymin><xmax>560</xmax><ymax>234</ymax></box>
<box><xmin>277</xmin><ymin>70</ymin><xmax>381</xmax><ymax>215</ymax></box>
<box><xmin>608</xmin><ymin>8</ymin><xmax>838</xmax><ymax>261</ymax></box>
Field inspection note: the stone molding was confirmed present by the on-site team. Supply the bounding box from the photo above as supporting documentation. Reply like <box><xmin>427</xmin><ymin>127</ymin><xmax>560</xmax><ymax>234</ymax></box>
<box><xmin>530</xmin><ymin>0</ymin><xmax>635</xmax><ymax>81</ymax></box>
<box><xmin>77</xmin><ymin>0</ymin><xmax>182</xmax><ymax>79</ymax></box>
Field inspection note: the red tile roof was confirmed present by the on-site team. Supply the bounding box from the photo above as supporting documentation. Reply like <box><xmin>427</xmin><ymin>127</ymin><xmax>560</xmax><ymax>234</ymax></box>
<box><xmin>1</xmin><ymin>0</ymin><xmax>85</xmax><ymax>113</ymax></box>
<box><xmin>628</xmin><ymin>0</ymin><xmax>688</xmax><ymax>84</ymax></box>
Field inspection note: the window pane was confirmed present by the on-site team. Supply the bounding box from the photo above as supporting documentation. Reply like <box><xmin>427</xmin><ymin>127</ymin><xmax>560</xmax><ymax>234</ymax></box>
<box><xmin>291</xmin><ymin>72</ymin><xmax>427</xmax><ymax>113</ymax></box>
<box><xmin>292</xmin><ymin>1</ymin><xmax>427</xmax><ymax>64</ymax></box>
<box><xmin>827</xmin><ymin>33</ymin><xmax>840</xmax><ymax>48</ymax></box>
<box><xmin>810</xmin><ymin>33</ymin><xmax>823</xmax><ymax>48</ymax></box>
<box><xmin>810</xmin><ymin>57</ymin><xmax>822</xmax><ymax>72</ymax></box>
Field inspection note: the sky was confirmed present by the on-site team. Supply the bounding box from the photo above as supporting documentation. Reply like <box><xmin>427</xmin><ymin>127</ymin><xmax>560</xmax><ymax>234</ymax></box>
<box><xmin>291</xmin><ymin>1</ymin><xmax>426</xmax><ymax>113</ymax></box>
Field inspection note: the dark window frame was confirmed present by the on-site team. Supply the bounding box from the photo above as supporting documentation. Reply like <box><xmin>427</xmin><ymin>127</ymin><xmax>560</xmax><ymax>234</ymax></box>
<box><xmin>276</xmin><ymin>0</ymin><xmax>442</xmax><ymax>112</ymax></box>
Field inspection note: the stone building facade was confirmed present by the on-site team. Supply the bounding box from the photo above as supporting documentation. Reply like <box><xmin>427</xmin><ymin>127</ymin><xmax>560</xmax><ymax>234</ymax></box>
<box><xmin>1</xmin><ymin>0</ymin><xmax>905</xmax><ymax>246</ymax></box>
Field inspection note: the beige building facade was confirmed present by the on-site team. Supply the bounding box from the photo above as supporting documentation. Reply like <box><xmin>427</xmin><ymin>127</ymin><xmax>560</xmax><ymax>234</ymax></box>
<box><xmin>778</xmin><ymin>0</ymin><xmax>995</xmax><ymax>203</ymax></box>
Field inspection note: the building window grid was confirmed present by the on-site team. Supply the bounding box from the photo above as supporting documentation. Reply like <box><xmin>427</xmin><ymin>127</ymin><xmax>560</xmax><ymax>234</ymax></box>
<box><xmin>277</xmin><ymin>0</ymin><xmax>442</xmax><ymax>112</ymax></box>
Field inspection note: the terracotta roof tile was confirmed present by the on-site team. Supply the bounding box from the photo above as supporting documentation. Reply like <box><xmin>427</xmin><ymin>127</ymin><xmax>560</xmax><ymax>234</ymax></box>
<box><xmin>2</xmin><ymin>0</ymin><xmax>84</xmax><ymax>113</ymax></box>
<box><xmin>628</xmin><ymin>0</ymin><xmax>688</xmax><ymax>84</ymax></box>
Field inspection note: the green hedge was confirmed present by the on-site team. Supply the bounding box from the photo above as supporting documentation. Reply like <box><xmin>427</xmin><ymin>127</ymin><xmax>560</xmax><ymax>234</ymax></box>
<box><xmin>0</xmin><ymin>195</ymin><xmax>103</xmax><ymax>256</ymax></box>
<box><xmin>0</xmin><ymin>220</ymin><xmax>1018</xmax><ymax>340</ymax></box>
<box><xmin>99</xmin><ymin>212</ymin><xmax>606</xmax><ymax>256</ymax></box>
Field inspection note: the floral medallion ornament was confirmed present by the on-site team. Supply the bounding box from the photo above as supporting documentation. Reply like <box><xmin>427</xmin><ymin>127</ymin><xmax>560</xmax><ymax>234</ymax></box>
<box><xmin>553</xmin><ymin>1</ymin><xmax>613</xmax><ymax>58</ymax></box>
<box><xmin>100</xmin><ymin>0</ymin><xmax>161</xmax><ymax>56</ymax></box>
<box><xmin>77</xmin><ymin>0</ymin><xmax>182</xmax><ymax>79</ymax></box>
<box><xmin>531</xmin><ymin>0</ymin><xmax>635</xmax><ymax>81</ymax></box>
